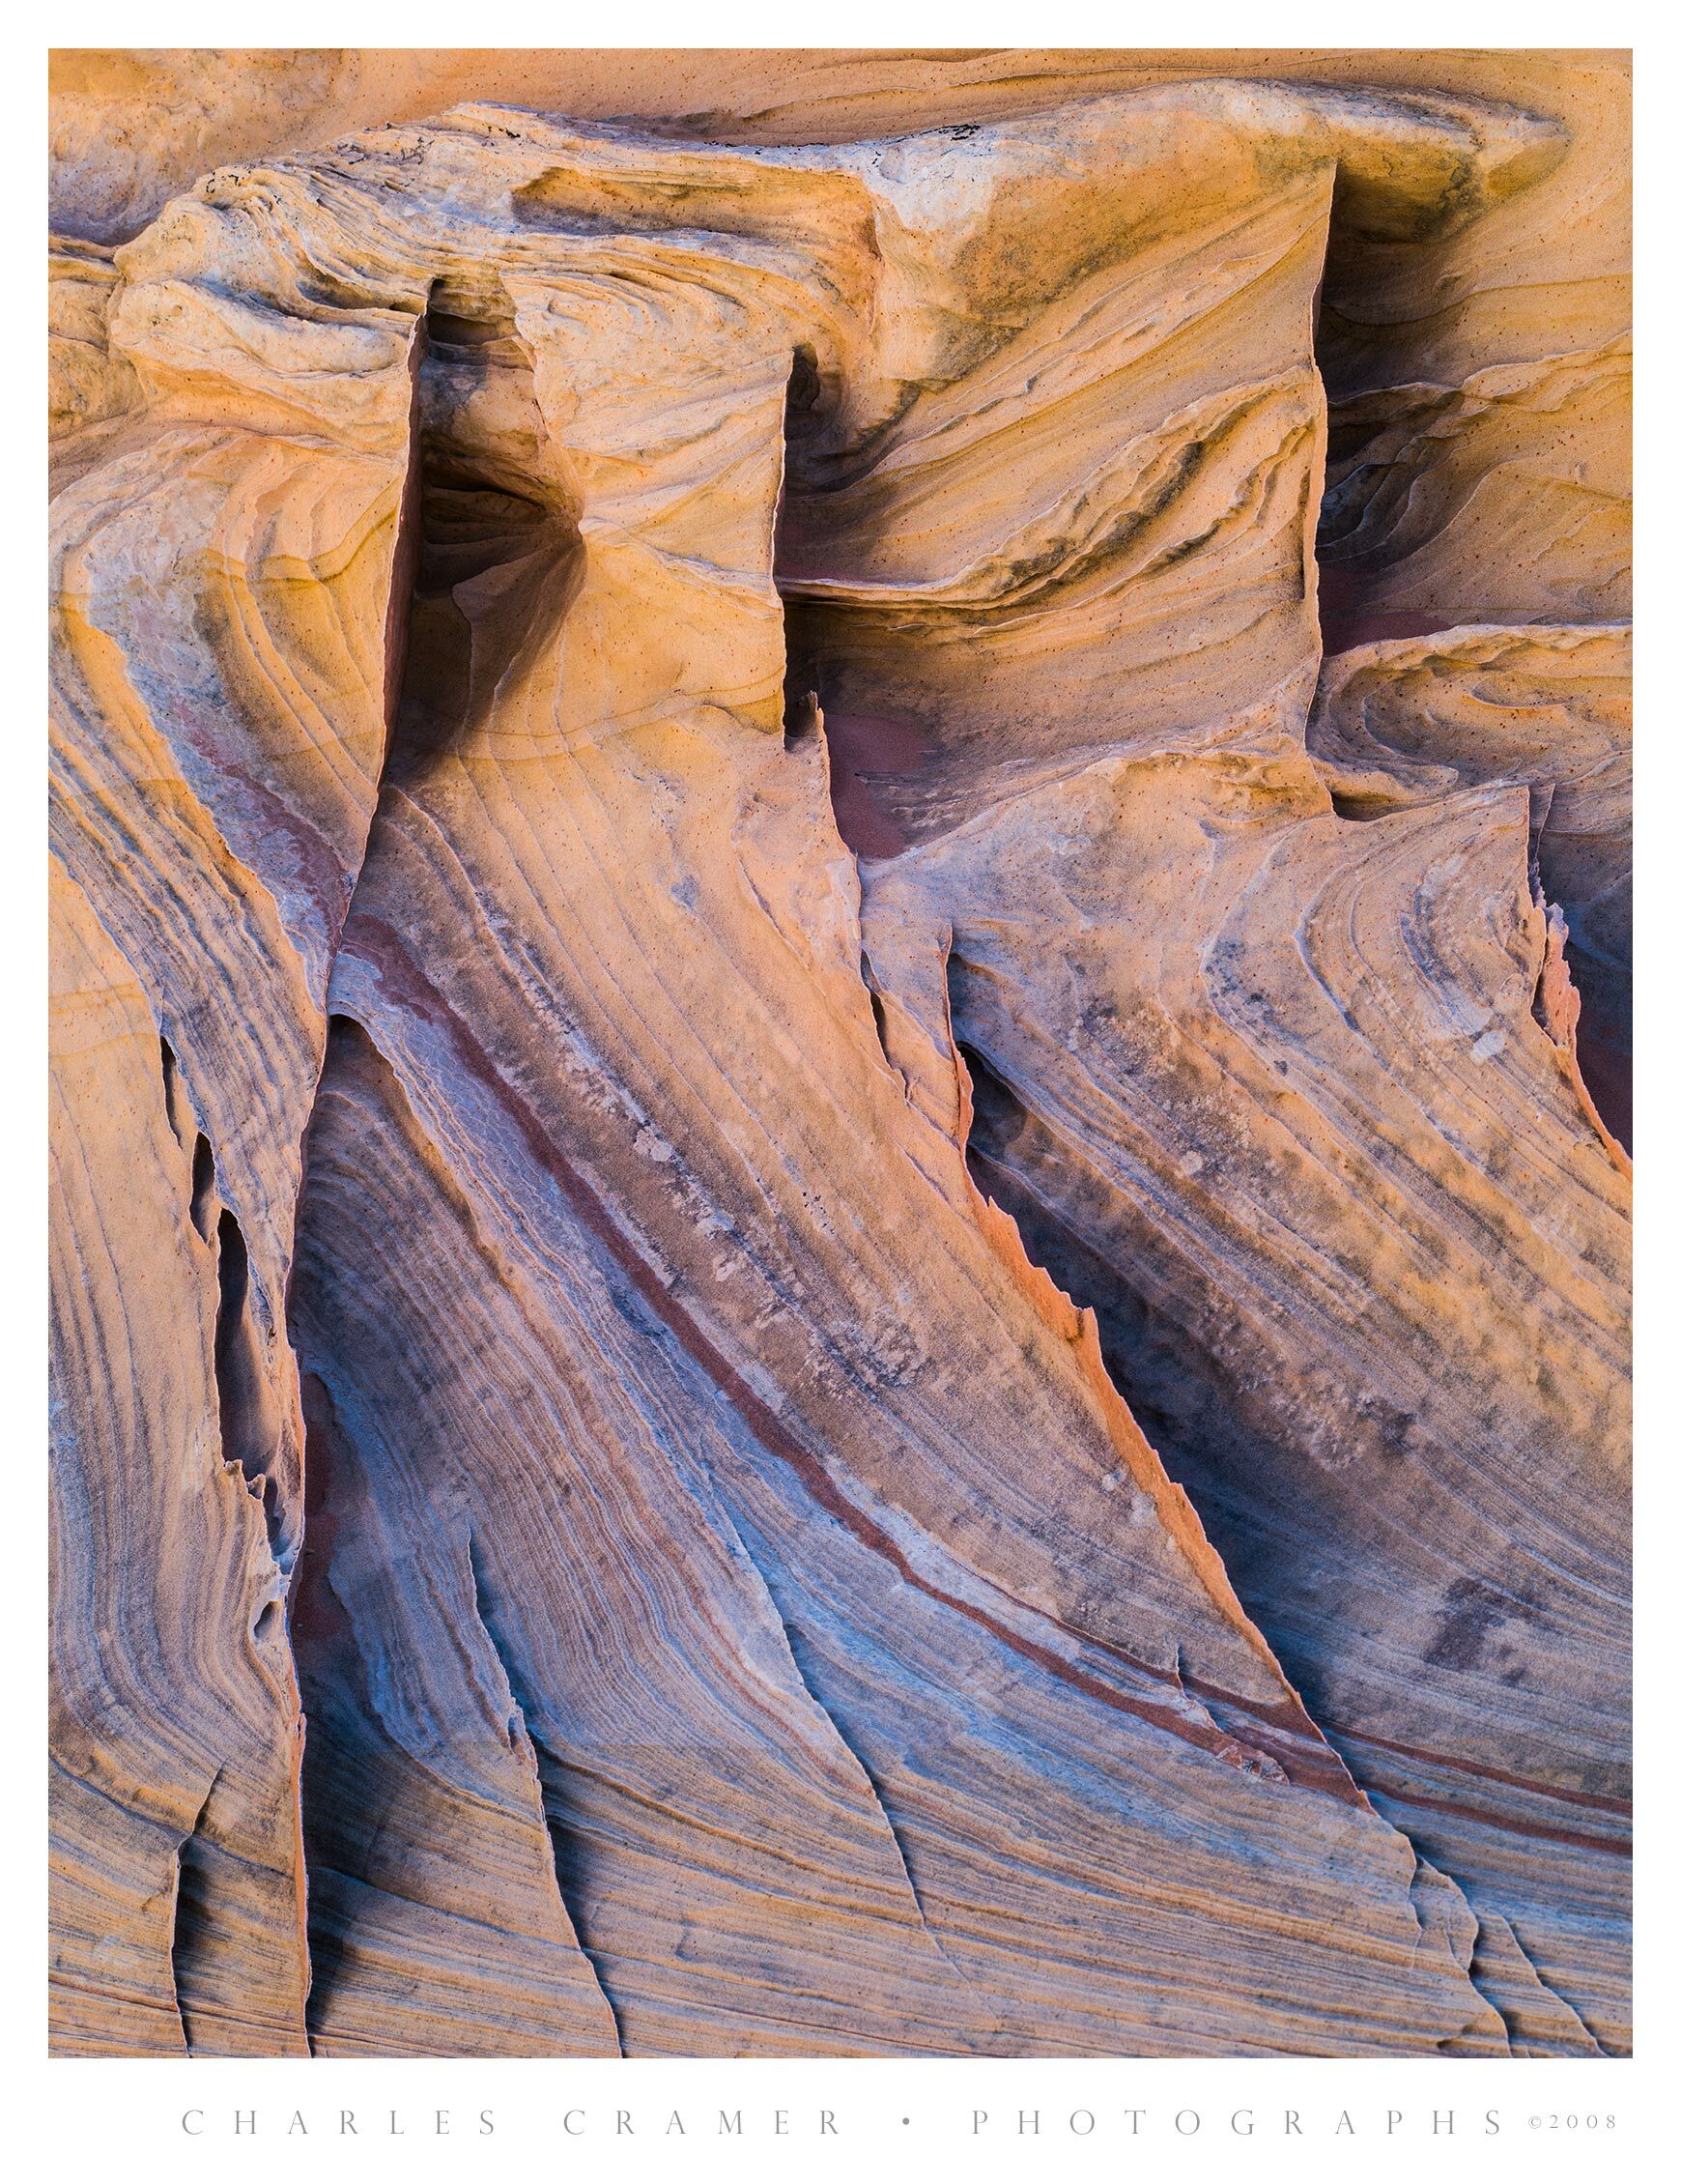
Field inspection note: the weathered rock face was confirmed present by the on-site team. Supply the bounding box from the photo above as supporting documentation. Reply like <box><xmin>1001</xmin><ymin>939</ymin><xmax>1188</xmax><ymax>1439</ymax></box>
<box><xmin>1309</xmin><ymin>625</ymin><xmax>1632</xmax><ymax>1144</ymax></box>
<box><xmin>48</xmin><ymin>51</ymin><xmax>1631</xmax><ymax>2059</ymax></box>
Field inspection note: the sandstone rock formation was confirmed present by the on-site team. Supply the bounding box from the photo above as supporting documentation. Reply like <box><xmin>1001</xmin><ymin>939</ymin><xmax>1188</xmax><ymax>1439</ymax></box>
<box><xmin>48</xmin><ymin>50</ymin><xmax>1631</xmax><ymax>2058</ymax></box>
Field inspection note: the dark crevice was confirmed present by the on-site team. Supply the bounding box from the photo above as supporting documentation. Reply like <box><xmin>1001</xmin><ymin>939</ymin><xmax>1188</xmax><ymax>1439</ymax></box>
<box><xmin>954</xmin><ymin>1039</ymin><xmax>1002</xmax><ymax>1164</ymax></box>
<box><xmin>1526</xmin><ymin>784</ymin><xmax>1555</xmax><ymax>903</ymax></box>
<box><xmin>773</xmin><ymin>337</ymin><xmax>927</xmax><ymax>858</ymax></box>
<box><xmin>157</xmin><ymin>1034</ymin><xmax>219</xmax><ymax>1240</ymax></box>
<box><xmin>1313</xmin><ymin>176</ymin><xmax>1466</xmax><ymax>659</ymax></box>
<box><xmin>168</xmin><ymin>1766</ymin><xmax>222</xmax><ymax>2055</ymax></box>
<box><xmin>213</xmin><ymin>1204</ymin><xmax>292</xmax><ymax>1573</ymax></box>
<box><xmin>783</xmin><ymin>687</ymin><xmax>821</xmax><ymax>750</ymax></box>
<box><xmin>858</xmin><ymin>943</ymin><xmax>898</xmax><ymax>1074</ymax></box>
<box><xmin>1574</xmin><ymin>1019</ymin><xmax>1632</xmax><ymax>1156</ymax></box>
<box><xmin>1532</xmin><ymin>829</ymin><xmax>1631</xmax><ymax>1152</ymax></box>
<box><xmin>868</xmin><ymin>984</ymin><xmax>893</xmax><ymax>1069</ymax></box>
<box><xmin>785</xmin><ymin>340</ymin><xmax>821</xmax><ymax>420</ymax></box>
<box><xmin>159</xmin><ymin>1023</ymin><xmax>298</xmax><ymax>1577</ymax></box>
<box><xmin>383</xmin><ymin>279</ymin><xmax>582</xmax><ymax>785</ymax></box>
<box><xmin>157</xmin><ymin>1035</ymin><xmax>188</xmax><ymax>1151</ymax></box>
<box><xmin>776</xmin><ymin>340</ymin><xmax>918</xmax><ymax>853</ymax></box>
<box><xmin>1530</xmin><ymin>896</ymin><xmax>1632</xmax><ymax>1162</ymax></box>
<box><xmin>188</xmin><ymin>1133</ymin><xmax>215</xmax><ymax>1243</ymax></box>
<box><xmin>465</xmin><ymin>1532</ymin><xmax>626</xmax><ymax>2055</ymax></box>
<box><xmin>779</xmin><ymin>349</ymin><xmax>824</xmax><ymax>745</ymax></box>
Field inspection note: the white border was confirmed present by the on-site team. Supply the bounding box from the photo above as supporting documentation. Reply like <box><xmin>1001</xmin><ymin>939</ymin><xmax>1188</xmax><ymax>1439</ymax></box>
<box><xmin>15</xmin><ymin>12</ymin><xmax>1670</xmax><ymax>2176</ymax></box>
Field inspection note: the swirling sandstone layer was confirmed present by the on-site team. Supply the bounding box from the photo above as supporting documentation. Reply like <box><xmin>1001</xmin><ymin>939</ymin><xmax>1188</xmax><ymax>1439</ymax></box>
<box><xmin>48</xmin><ymin>55</ymin><xmax>1631</xmax><ymax>2057</ymax></box>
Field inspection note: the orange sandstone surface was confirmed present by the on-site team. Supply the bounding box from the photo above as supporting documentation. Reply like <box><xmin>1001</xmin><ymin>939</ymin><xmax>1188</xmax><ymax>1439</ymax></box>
<box><xmin>48</xmin><ymin>49</ymin><xmax>1630</xmax><ymax>2057</ymax></box>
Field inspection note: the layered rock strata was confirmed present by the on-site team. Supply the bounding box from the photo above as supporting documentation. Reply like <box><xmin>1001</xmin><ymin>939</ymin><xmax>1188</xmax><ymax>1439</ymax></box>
<box><xmin>48</xmin><ymin>58</ymin><xmax>1632</xmax><ymax>2057</ymax></box>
